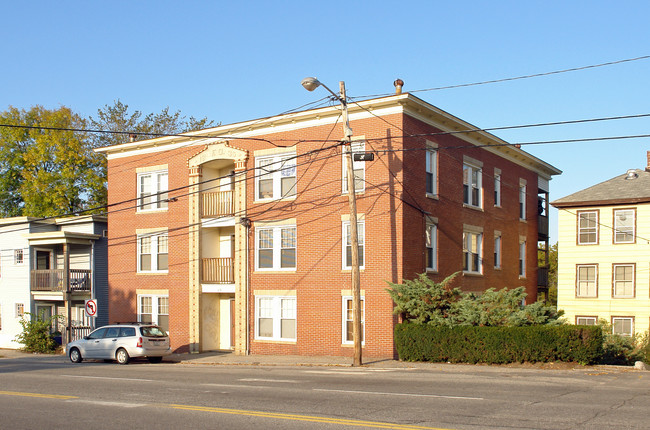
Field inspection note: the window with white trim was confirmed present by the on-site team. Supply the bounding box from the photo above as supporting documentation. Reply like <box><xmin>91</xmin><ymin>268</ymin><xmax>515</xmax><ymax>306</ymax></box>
<box><xmin>494</xmin><ymin>234</ymin><xmax>501</xmax><ymax>269</ymax></box>
<box><xmin>255</xmin><ymin>296</ymin><xmax>296</xmax><ymax>341</ymax></box>
<box><xmin>614</xmin><ymin>209</ymin><xmax>635</xmax><ymax>243</ymax></box>
<box><xmin>613</xmin><ymin>264</ymin><xmax>635</xmax><ymax>298</ymax></box>
<box><xmin>463</xmin><ymin>163</ymin><xmax>482</xmax><ymax>208</ymax></box>
<box><xmin>577</xmin><ymin>211</ymin><xmax>598</xmax><ymax>245</ymax></box>
<box><xmin>15</xmin><ymin>303</ymin><xmax>24</xmax><ymax>318</ymax></box>
<box><xmin>342</xmin><ymin>141</ymin><xmax>365</xmax><ymax>193</ymax></box>
<box><xmin>343</xmin><ymin>221</ymin><xmax>365</xmax><ymax>269</ymax></box>
<box><xmin>494</xmin><ymin>170</ymin><xmax>501</xmax><ymax>206</ymax></box>
<box><xmin>425</xmin><ymin>223</ymin><xmax>437</xmax><ymax>271</ymax></box>
<box><xmin>138</xmin><ymin>170</ymin><xmax>168</xmax><ymax>211</ymax></box>
<box><xmin>463</xmin><ymin>231</ymin><xmax>482</xmax><ymax>274</ymax></box>
<box><xmin>612</xmin><ymin>317</ymin><xmax>633</xmax><ymax>336</ymax></box>
<box><xmin>138</xmin><ymin>294</ymin><xmax>169</xmax><ymax>332</ymax></box>
<box><xmin>425</xmin><ymin>148</ymin><xmax>437</xmax><ymax>195</ymax></box>
<box><xmin>255</xmin><ymin>225</ymin><xmax>296</xmax><ymax>270</ymax></box>
<box><xmin>576</xmin><ymin>264</ymin><xmax>597</xmax><ymax>297</ymax></box>
<box><xmin>14</xmin><ymin>249</ymin><xmax>24</xmax><ymax>265</ymax></box>
<box><xmin>576</xmin><ymin>316</ymin><xmax>597</xmax><ymax>326</ymax></box>
<box><xmin>519</xmin><ymin>184</ymin><xmax>526</xmax><ymax>220</ymax></box>
<box><xmin>138</xmin><ymin>232</ymin><xmax>168</xmax><ymax>273</ymax></box>
<box><xmin>342</xmin><ymin>296</ymin><xmax>364</xmax><ymax>344</ymax></box>
<box><xmin>519</xmin><ymin>240</ymin><xmax>526</xmax><ymax>277</ymax></box>
<box><xmin>256</xmin><ymin>154</ymin><xmax>296</xmax><ymax>200</ymax></box>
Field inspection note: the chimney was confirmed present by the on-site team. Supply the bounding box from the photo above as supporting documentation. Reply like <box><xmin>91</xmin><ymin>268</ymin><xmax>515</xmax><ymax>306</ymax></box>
<box><xmin>646</xmin><ymin>151</ymin><xmax>650</xmax><ymax>172</ymax></box>
<box><xmin>394</xmin><ymin>79</ymin><xmax>404</xmax><ymax>94</ymax></box>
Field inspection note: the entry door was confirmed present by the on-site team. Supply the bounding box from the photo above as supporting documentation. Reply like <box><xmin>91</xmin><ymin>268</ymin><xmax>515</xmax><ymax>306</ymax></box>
<box><xmin>229</xmin><ymin>299</ymin><xmax>235</xmax><ymax>349</ymax></box>
<box><xmin>36</xmin><ymin>250</ymin><xmax>51</xmax><ymax>270</ymax></box>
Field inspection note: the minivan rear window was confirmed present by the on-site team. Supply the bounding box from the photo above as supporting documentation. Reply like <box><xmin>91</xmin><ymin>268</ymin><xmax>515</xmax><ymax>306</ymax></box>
<box><xmin>140</xmin><ymin>326</ymin><xmax>166</xmax><ymax>337</ymax></box>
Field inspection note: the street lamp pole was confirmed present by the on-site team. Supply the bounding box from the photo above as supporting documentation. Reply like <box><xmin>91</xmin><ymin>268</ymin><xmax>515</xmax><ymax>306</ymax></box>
<box><xmin>302</xmin><ymin>77</ymin><xmax>362</xmax><ymax>367</ymax></box>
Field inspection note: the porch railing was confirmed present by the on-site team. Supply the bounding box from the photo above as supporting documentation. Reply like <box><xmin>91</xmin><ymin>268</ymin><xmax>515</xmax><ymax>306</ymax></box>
<box><xmin>201</xmin><ymin>190</ymin><xmax>234</xmax><ymax>217</ymax></box>
<box><xmin>30</xmin><ymin>269</ymin><xmax>92</xmax><ymax>292</ymax></box>
<box><xmin>70</xmin><ymin>326</ymin><xmax>92</xmax><ymax>341</ymax></box>
<box><xmin>202</xmin><ymin>257</ymin><xmax>234</xmax><ymax>284</ymax></box>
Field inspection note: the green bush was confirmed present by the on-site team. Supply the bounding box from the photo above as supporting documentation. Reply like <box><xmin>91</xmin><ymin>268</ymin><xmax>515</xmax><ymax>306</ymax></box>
<box><xmin>394</xmin><ymin>323</ymin><xmax>603</xmax><ymax>365</ymax></box>
<box><xmin>14</xmin><ymin>312</ymin><xmax>60</xmax><ymax>353</ymax></box>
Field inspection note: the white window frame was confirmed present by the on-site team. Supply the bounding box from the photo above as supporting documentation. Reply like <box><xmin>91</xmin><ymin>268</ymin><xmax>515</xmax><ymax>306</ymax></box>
<box><xmin>519</xmin><ymin>240</ymin><xmax>526</xmax><ymax>278</ymax></box>
<box><xmin>425</xmin><ymin>223</ymin><xmax>437</xmax><ymax>271</ymax></box>
<box><xmin>137</xmin><ymin>294</ymin><xmax>169</xmax><ymax>332</ymax></box>
<box><xmin>519</xmin><ymin>183</ymin><xmax>526</xmax><ymax>220</ymax></box>
<box><xmin>425</xmin><ymin>147</ymin><xmax>437</xmax><ymax>196</ymax></box>
<box><xmin>342</xmin><ymin>296</ymin><xmax>365</xmax><ymax>345</ymax></box>
<box><xmin>463</xmin><ymin>163</ymin><xmax>482</xmax><ymax>208</ymax></box>
<box><xmin>613</xmin><ymin>263</ymin><xmax>635</xmax><ymax>298</ymax></box>
<box><xmin>137</xmin><ymin>232</ymin><xmax>168</xmax><ymax>273</ymax></box>
<box><xmin>255</xmin><ymin>154</ymin><xmax>297</xmax><ymax>201</ymax></box>
<box><xmin>576</xmin><ymin>264</ymin><xmax>597</xmax><ymax>298</ymax></box>
<box><xmin>255</xmin><ymin>224</ymin><xmax>297</xmax><ymax>271</ymax></box>
<box><xmin>342</xmin><ymin>141</ymin><xmax>365</xmax><ymax>193</ymax></box>
<box><xmin>576</xmin><ymin>316</ymin><xmax>597</xmax><ymax>326</ymax></box>
<box><xmin>612</xmin><ymin>317</ymin><xmax>634</xmax><ymax>337</ymax></box>
<box><xmin>255</xmin><ymin>296</ymin><xmax>296</xmax><ymax>341</ymax></box>
<box><xmin>577</xmin><ymin>211</ymin><xmax>598</xmax><ymax>245</ymax></box>
<box><xmin>14</xmin><ymin>249</ymin><xmax>24</xmax><ymax>265</ymax></box>
<box><xmin>342</xmin><ymin>221</ymin><xmax>365</xmax><ymax>270</ymax></box>
<box><xmin>614</xmin><ymin>209</ymin><xmax>635</xmax><ymax>244</ymax></box>
<box><xmin>137</xmin><ymin>170</ymin><xmax>168</xmax><ymax>212</ymax></box>
<box><xmin>494</xmin><ymin>170</ymin><xmax>501</xmax><ymax>207</ymax></box>
<box><xmin>494</xmin><ymin>234</ymin><xmax>502</xmax><ymax>269</ymax></box>
<box><xmin>463</xmin><ymin>230</ymin><xmax>482</xmax><ymax>274</ymax></box>
<box><xmin>15</xmin><ymin>303</ymin><xmax>24</xmax><ymax>318</ymax></box>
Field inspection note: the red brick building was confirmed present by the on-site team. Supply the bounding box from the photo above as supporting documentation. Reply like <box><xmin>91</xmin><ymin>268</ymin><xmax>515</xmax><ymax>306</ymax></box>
<box><xmin>96</xmin><ymin>91</ymin><xmax>560</xmax><ymax>359</ymax></box>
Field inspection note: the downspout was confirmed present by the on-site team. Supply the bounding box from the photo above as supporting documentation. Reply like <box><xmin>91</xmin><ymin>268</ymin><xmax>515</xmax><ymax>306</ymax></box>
<box><xmin>90</xmin><ymin>240</ymin><xmax>95</xmax><ymax>329</ymax></box>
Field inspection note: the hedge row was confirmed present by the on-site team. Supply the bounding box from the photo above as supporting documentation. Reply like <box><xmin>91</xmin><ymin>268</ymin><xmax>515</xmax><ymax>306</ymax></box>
<box><xmin>394</xmin><ymin>323</ymin><xmax>603</xmax><ymax>365</ymax></box>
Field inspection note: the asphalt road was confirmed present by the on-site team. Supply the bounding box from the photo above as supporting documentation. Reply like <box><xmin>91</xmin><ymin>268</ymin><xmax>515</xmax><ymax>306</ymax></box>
<box><xmin>1</xmin><ymin>354</ymin><xmax>649</xmax><ymax>429</ymax></box>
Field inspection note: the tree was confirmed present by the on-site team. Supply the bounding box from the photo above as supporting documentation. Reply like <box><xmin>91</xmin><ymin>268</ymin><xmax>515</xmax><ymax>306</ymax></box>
<box><xmin>0</xmin><ymin>106</ymin><xmax>104</xmax><ymax>217</ymax></box>
<box><xmin>538</xmin><ymin>243</ymin><xmax>558</xmax><ymax>306</ymax></box>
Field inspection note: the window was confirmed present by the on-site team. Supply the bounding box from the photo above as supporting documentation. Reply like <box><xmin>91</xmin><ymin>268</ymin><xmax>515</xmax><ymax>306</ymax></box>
<box><xmin>425</xmin><ymin>147</ymin><xmax>437</xmax><ymax>195</ymax></box>
<box><xmin>138</xmin><ymin>170</ymin><xmax>168</xmax><ymax>211</ymax></box>
<box><xmin>519</xmin><ymin>240</ymin><xmax>526</xmax><ymax>277</ymax></box>
<box><xmin>576</xmin><ymin>264</ymin><xmax>597</xmax><ymax>297</ymax></box>
<box><xmin>256</xmin><ymin>154</ymin><xmax>296</xmax><ymax>200</ymax></box>
<box><xmin>255</xmin><ymin>225</ymin><xmax>296</xmax><ymax>270</ymax></box>
<box><xmin>14</xmin><ymin>249</ymin><xmax>24</xmax><ymax>265</ymax></box>
<box><xmin>577</xmin><ymin>211</ymin><xmax>598</xmax><ymax>245</ymax></box>
<box><xmin>614</xmin><ymin>209</ymin><xmax>635</xmax><ymax>243</ymax></box>
<box><xmin>576</xmin><ymin>316</ymin><xmax>597</xmax><ymax>326</ymax></box>
<box><xmin>613</xmin><ymin>264</ymin><xmax>635</xmax><ymax>298</ymax></box>
<box><xmin>494</xmin><ymin>234</ymin><xmax>501</xmax><ymax>269</ymax></box>
<box><xmin>519</xmin><ymin>183</ymin><xmax>526</xmax><ymax>220</ymax></box>
<box><xmin>342</xmin><ymin>141</ymin><xmax>365</xmax><ymax>193</ymax></box>
<box><xmin>138</xmin><ymin>295</ymin><xmax>169</xmax><ymax>333</ymax></box>
<box><xmin>255</xmin><ymin>296</ymin><xmax>296</xmax><ymax>341</ymax></box>
<box><xmin>463</xmin><ymin>163</ymin><xmax>482</xmax><ymax>208</ymax></box>
<box><xmin>15</xmin><ymin>303</ymin><xmax>24</xmax><ymax>318</ymax></box>
<box><xmin>494</xmin><ymin>170</ymin><xmax>501</xmax><ymax>206</ymax></box>
<box><xmin>425</xmin><ymin>223</ymin><xmax>437</xmax><ymax>271</ymax></box>
<box><xmin>612</xmin><ymin>317</ymin><xmax>634</xmax><ymax>337</ymax></box>
<box><xmin>463</xmin><ymin>231</ymin><xmax>482</xmax><ymax>274</ymax></box>
<box><xmin>138</xmin><ymin>232</ymin><xmax>168</xmax><ymax>273</ymax></box>
<box><xmin>342</xmin><ymin>297</ymin><xmax>365</xmax><ymax>344</ymax></box>
<box><xmin>343</xmin><ymin>221</ymin><xmax>365</xmax><ymax>269</ymax></box>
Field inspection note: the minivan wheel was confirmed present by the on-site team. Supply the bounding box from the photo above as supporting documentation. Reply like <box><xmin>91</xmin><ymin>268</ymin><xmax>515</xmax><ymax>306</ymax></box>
<box><xmin>147</xmin><ymin>356</ymin><xmax>163</xmax><ymax>364</ymax></box>
<box><xmin>69</xmin><ymin>347</ymin><xmax>82</xmax><ymax>363</ymax></box>
<box><xmin>116</xmin><ymin>348</ymin><xmax>130</xmax><ymax>365</ymax></box>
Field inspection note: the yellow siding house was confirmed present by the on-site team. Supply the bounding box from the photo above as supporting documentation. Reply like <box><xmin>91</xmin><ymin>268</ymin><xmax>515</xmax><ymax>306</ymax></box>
<box><xmin>552</xmin><ymin>158</ymin><xmax>650</xmax><ymax>337</ymax></box>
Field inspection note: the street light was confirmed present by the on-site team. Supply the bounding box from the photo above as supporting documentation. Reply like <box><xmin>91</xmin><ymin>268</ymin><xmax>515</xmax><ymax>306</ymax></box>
<box><xmin>302</xmin><ymin>77</ymin><xmax>363</xmax><ymax>367</ymax></box>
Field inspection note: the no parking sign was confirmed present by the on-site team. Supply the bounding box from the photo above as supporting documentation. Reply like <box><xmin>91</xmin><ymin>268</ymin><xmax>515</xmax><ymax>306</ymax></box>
<box><xmin>85</xmin><ymin>299</ymin><xmax>97</xmax><ymax>318</ymax></box>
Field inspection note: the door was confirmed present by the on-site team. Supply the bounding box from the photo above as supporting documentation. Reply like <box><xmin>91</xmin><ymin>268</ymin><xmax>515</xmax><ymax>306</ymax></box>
<box><xmin>36</xmin><ymin>250</ymin><xmax>51</xmax><ymax>270</ymax></box>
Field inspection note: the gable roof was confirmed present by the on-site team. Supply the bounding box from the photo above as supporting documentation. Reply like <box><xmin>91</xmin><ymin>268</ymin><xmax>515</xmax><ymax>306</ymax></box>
<box><xmin>551</xmin><ymin>169</ymin><xmax>650</xmax><ymax>208</ymax></box>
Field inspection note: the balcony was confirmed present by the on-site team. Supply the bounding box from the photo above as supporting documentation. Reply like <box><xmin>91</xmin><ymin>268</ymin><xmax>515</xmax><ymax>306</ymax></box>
<box><xmin>537</xmin><ymin>266</ymin><xmax>549</xmax><ymax>289</ymax></box>
<box><xmin>202</xmin><ymin>257</ymin><xmax>234</xmax><ymax>284</ymax></box>
<box><xmin>538</xmin><ymin>215</ymin><xmax>549</xmax><ymax>241</ymax></box>
<box><xmin>31</xmin><ymin>269</ymin><xmax>92</xmax><ymax>292</ymax></box>
<box><xmin>201</xmin><ymin>191</ymin><xmax>234</xmax><ymax>217</ymax></box>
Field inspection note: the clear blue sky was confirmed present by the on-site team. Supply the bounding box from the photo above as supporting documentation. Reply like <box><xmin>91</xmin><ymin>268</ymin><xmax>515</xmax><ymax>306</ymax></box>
<box><xmin>2</xmin><ymin>1</ymin><xmax>649</xmax><ymax>243</ymax></box>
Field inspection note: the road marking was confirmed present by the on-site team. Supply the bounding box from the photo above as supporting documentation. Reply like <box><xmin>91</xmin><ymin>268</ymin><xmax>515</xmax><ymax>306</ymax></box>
<box><xmin>0</xmin><ymin>390</ymin><xmax>78</xmax><ymax>400</ymax></box>
<box><xmin>61</xmin><ymin>374</ymin><xmax>155</xmax><ymax>382</ymax></box>
<box><xmin>71</xmin><ymin>399</ymin><xmax>146</xmax><ymax>408</ymax></box>
<box><xmin>238</xmin><ymin>378</ymin><xmax>299</xmax><ymax>383</ymax></box>
<box><xmin>314</xmin><ymin>388</ymin><xmax>483</xmax><ymax>400</ymax></box>
<box><xmin>202</xmin><ymin>383</ymin><xmax>271</xmax><ymax>389</ymax></box>
<box><xmin>303</xmin><ymin>369</ymin><xmax>402</xmax><ymax>375</ymax></box>
<box><xmin>167</xmin><ymin>404</ymin><xmax>452</xmax><ymax>430</ymax></box>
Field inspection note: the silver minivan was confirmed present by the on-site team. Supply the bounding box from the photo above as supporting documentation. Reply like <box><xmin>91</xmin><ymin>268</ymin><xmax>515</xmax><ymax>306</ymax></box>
<box><xmin>66</xmin><ymin>323</ymin><xmax>171</xmax><ymax>364</ymax></box>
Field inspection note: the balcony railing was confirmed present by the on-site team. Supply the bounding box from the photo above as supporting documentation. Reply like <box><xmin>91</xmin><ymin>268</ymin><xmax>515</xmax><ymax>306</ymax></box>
<box><xmin>31</xmin><ymin>269</ymin><xmax>92</xmax><ymax>292</ymax></box>
<box><xmin>538</xmin><ymin>215</ymin><xmax>549</xmax><ymax>240</ymax></box>
<box><xmin>537</xmin><ymin>266</ymin><xmax>549</xmax><ymax>289</ymax></box>
<box><xmin>202</xmin><ymin>257</ymin><xmax>234</xmax><ymax>284</ymax></box>
<box><xmin>201</xmin><ymin>190</ymin><xmax>234</xmax><ymax>217</ymax></box>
